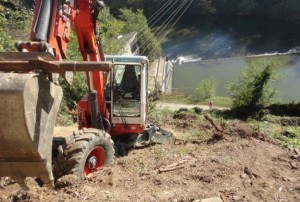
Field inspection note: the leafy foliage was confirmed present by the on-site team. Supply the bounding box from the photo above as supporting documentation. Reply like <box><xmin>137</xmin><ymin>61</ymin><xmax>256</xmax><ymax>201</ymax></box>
<box><xmin>119</xmin><ymin>8</ymin><xmax>162</xmax><ymax>58</ymax></box>
<box><xmin>228</xmin><ymin>59</ymin><xmax>280</xmax><ymax>110</ymax></box>
<box><xmin>105</xmin><ymin>0</ymin><xmax>300</xmax><ymax>21</ymax></box>
<box><xmin>0</xmin><ymin>0</ymin><xmax>33</xmax><ymax>51</ymax></box>
<box><xmin>194</xmin><ymin>79</ymin><xmax>217</xmax><ymax>102</ymax></box>
<box><xmin>98</xmin><ymin>7</ymin><xmax>162</xmax><ymax>58</ymax></box>
<box><xmin>57</xmin><ymin>72</ymin><xmax>89</xmax><ymax>126</ymax></box>
<box><xmin>0</xmin><ymin>14</ymin><xmax>14</xmax><ymax>51</ymax></box>
<box><xmin>98</xmin><ymin>7</ymin><xmax>125</xmax><ymax>54</ymax></box>
<box><xmin>60</xmin><ymin>73</ymin><xmax>88</xmax><ymax>110</ymax></box>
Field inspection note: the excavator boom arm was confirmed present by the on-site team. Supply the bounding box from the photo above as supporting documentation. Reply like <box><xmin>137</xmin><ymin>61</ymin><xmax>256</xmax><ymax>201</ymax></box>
<box><xmin>0</xmin><ymin>0</ymin><xmax>108</xmax><ymax>188</ymax></box>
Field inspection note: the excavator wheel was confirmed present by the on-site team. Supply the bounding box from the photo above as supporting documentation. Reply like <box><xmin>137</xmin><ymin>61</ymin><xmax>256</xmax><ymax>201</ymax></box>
<box><xmin>53</xmin><ymin>128</ymin><xmax>114</xmax><ymax>182</ymax></box>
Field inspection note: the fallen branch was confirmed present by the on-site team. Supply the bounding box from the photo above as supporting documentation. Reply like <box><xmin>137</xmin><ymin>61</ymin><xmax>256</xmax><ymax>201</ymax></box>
<box><xmin>190</xmin><ymin>139</ymin><xmax>206</xmax><ymax>145</ymax></box>
<box><xmin>158</xmin><ymin>159</ymin><xmax>189</xmax><ymax>173</ymax></box>
<box><xmin>204</xmin><ymin>114</ymin><xmax>223</xmax><ymax>132</ymax></box>
<box><xmin>158</xmin><ymin>166</ymin><xmax>184</xmax><ymax>173</ymax></box>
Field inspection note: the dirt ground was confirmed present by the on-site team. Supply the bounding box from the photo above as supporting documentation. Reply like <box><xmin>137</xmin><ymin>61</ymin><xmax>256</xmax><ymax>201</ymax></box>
<box><xmin>1</xmin><ymin>109</ymin><xmax>300</xmax><ymax>202</ymax></box>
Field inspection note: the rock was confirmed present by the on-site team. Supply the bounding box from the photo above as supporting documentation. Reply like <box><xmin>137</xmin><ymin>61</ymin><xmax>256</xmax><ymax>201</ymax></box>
<box><xmin>243</xmin><ymin>166</ymin><xmax>259</xmax><ymax>178</ymax></box>
<box><xmin>290</xmin><ymin>155</ymin><xmax>300</xmax><ymax>160</ymax></box>
<box><xmin>232</xmin><ymin>195</ymin><xmax>241</xmax><ymax>201</ymax></box>
<box><xmin>201</xmin><ymin>197</ymin><xmax>223</xmax><ymax>202</ymax></box>
<box><xmin>198</xmin><ymin>175</ymin><xmax>213</xmax><ymax>183</ymax></box>
<box><xmin>240</xmin><ymin>173</ymin><xmax>248</xmax><ymax>179</ymax></box>
<box><xmin>149</xmin><ymin>197</ymin><xmax>157</xmax><ymax>202</ymax></box>
<box><xmin>244</xmin><ymin>166</ymin><xmax>253</xmax><ymax>178</ymax></box>
<box><xmin>290</xmin><ymin>161</ymin><xmax>299</xmax><ymax>169</ymax></box>
<box><xmin>294</xmin><ymin>148</ymin><xmax>300</xmax><ymax>155</ymax></box>
<box><xmin>260</xmin><ymin>182</ymin><xmax>270</xmax><ymax>188</ymax></box>
<box><xmin>154</xmin><ymin>179</ymin><xmax>162</xmax><ymax>185</ymax></box>
<box><xmin>0</xmin><ymin>177</ymin><xmax>15</xmax><ymax>188</ymax></box>
<box><xmin>287</xmin><ymin>146</ymin><xmax>294</xmax><ymax>152</ymax></box>
<box><xmin>194</xmin><ymin>107</ymin><xmax>203</xmax><ymax>114</ymax></box>
<box><xmin>177</xmin><ymin>108</ymin><xmax>189</xmax><ymax>113</ymax></box>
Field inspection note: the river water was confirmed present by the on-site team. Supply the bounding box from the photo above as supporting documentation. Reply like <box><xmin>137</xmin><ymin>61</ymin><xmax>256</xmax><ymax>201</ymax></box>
<box><xmin>162</xmin><ymin>17</ymin><xmax>300</xmax><ymax>102</ymax></box>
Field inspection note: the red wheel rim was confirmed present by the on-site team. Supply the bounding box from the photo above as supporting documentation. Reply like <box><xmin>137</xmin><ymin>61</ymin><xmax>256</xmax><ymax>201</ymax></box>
<box><xmin>84</xmin><ymin>146</ymin><xmax>106</xmax><ymax>176</ymax></box>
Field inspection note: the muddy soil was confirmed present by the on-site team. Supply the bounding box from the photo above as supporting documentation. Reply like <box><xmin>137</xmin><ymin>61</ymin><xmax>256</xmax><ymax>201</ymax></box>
<box><xmin>1</xmin><ymin>110</ymin><xmax>300</xmax><ymax>202</ymax></box>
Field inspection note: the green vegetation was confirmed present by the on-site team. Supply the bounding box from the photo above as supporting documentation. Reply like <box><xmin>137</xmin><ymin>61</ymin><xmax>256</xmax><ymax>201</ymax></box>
<box><xmin>98</xmin><ymin>7</ymin><xmax>161</xmax><ymax>58</ymax></box>
<box><xmin>194</xmin><ymin>79</ymin><xmax>217</xmax><ymax>102</ymax></box>
<box><xmin>200</xmin><ymin>96</ymin><xmax>232</xmax><ymax>108</ymax></box>
<box><xmin>256</xmin><ymin>115</ymin><xmax>300</xmax><ymax>148</ymax></box>
<box><xmin>228</xmin><ymin>59</ymin><xmax>280</xmax><ymax>110</ymax></box>
<box><xmin>60</xmin><ymin>73</ymin><xmax>88</xmax><ymax>110</ymax></box>
<box><xmin>160</xmin><ymin>94</ymin><xmax>232</xmax><ymax>108</ymax></box>
<box><xmin>119</xmin><ymin>8</ymin><xmax>162</xmax><ymax>58</ymax></box>
<box><xmin>97</xmin><ymin>7</ymin><xmax>124</xmax><ymax>54</ymax></box>
<box><xmin>0</xmin><ymin>0</ymin><xmax>33</xmax><ymax>51</ymax></box>
<box><xmin>160</xmin><ymin>94</ymin><xmax>194</xmax><ymax>104</ymax></box>
<box><xmin>149</xmin><ymin>98</ymin><xmax>300</xmax><ymax>149</ymax></box>
<box><xmin>0</xmin><ymin>1</ymin><xmax>35</xmax><ymax>53</ymax></box>
<box><xmin>0</xmin><ymin>14</ymin><xmax>14</xmax><ymax>51</ymax></box>
<box><xmin>105</xmin><ymin>0</ymin><xmax>300</xmax><ymax>21</ymax></box>
<box><xmin>57</xmin><ymin>72</ymin><xmax>88</xmax><ymax>126</ymax></box>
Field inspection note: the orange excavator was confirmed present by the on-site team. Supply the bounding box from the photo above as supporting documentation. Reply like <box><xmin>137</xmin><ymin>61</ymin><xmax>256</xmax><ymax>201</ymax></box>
<box><xmin>0</xmin><ymin>0</ymin><xmax>173</xmax><ymax>189</ymax></box>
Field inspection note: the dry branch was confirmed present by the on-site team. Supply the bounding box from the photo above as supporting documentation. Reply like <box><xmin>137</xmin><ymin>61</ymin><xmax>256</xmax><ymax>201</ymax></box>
<box><xmin>204</xmin><ymin>114</ymin><xmax>223</xmax><ymax>132</ymax></box>
<box><xmin>157</xmin><ymin>159</ymin><xmax>189</xmax><ymax>173</ymax></box>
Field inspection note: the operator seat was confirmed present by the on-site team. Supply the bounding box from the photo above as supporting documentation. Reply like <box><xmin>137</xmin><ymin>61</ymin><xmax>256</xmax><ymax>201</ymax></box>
<box><xmin>120</xmin><ymin>65</ymin><xmax>139</xmax><ymax>98</ymax></box>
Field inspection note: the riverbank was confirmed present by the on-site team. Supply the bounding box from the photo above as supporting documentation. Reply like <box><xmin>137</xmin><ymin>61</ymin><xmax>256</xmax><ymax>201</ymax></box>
<box><xmin>170</xmin><ymin>54</ymin><xmax>300</xmax><ymax>102</ymax></box>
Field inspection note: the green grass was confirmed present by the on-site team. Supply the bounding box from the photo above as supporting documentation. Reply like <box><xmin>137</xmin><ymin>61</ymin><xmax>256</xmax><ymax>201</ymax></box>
<box><xmin>198</xmin><ymin>96</ymin><xmax>232</xmax><ymax>108</ymax></box>
<box><xmin>156</xmin><ymin>95</ymin><xmax>300</xmax><ymax>149</ymax></box>
<box><xmin>251</xmin><ymin>119</ymin><xmax>300</xmax><ymax>149</ymax></box>
<box><xmin>160</xmin><ymin>94</ymin><xmax>194</xmax><ymax>104</ymax></box>
<box><xmin>273</xmin><ymin>126</ymin><xmax>300</xmax><ymax>148</ymax></box>
<box><xmin>160</xmin><ymin>94</ymin><xmax>232</xmax><ymax>108</ymax></box>
<box><xmin>148</xmin><ymin>107</ymin><xmax>174</xmax><ymax>126</ymax></box>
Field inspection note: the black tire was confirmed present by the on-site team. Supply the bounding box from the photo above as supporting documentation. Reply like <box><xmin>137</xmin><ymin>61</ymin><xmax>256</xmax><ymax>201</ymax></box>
<box><xmin>53</xmin><ymin>128</ymin><xmax>114</xmax><ymax>182</ymax></box>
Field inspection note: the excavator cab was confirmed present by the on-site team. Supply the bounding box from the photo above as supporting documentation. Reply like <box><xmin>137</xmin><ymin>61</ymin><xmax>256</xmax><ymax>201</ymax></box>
<box><xmin>106</xmin><ymin>55</ymin><xmax>174</xmax><ymax>154</ymax></box>
<box><xmin>105</xmin><ymin>55</ymin><xmax>148</xmax><ymax>136</ymax></box>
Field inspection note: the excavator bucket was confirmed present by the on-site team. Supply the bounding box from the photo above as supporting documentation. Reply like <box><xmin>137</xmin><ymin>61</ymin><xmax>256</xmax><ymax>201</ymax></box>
<box><xmin>0</xmin><ymin>72</ymin><xmax>63</xmax><ymax>189</ymax></box>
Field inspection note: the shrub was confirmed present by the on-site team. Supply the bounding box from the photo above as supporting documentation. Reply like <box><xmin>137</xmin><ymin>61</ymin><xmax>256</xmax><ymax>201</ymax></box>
<box><xmin>0</xmin><ymin>15</ymin><xmax>14</xmax><ymax>51</ymax></box>
<box><xmin>194</xmin><ymin>79</ymin><xmax>217</xmax><ymax>101</ymax></box>
<box><xmin>59</xmin><ymin>72</ymin><xmax>88</xmax><ymax>110</ymax></box>
<box><xmin>228</xmin><ymin>59</ymin><xmax>281</xmax><ymax>110</ymax></box>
